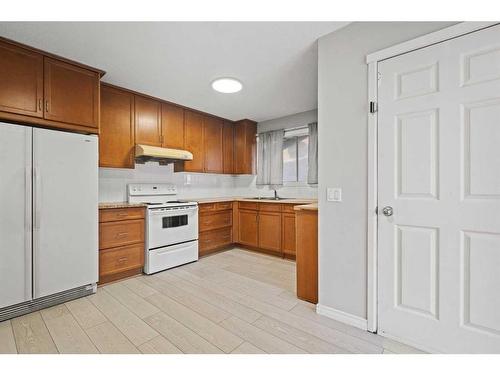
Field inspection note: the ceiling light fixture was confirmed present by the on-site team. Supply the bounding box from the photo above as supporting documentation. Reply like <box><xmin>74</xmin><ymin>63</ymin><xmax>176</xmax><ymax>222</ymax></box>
<box><xmin>211</xmin><ymin>77</ymin><xmax>242</xmax><ymax>93</ymax></box>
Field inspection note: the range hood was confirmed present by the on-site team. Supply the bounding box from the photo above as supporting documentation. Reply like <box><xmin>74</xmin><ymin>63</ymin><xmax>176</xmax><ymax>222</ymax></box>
<box><xmin>135</xmin><ymin>144</ymin><xmax>193</xmax><ymax>164</ymax></box>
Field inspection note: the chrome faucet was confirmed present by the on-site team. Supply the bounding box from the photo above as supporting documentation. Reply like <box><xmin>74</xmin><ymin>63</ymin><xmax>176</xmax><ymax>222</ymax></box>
<box><xmin>273</xmin><ymin>189</ymin><xmax>278</xmax><ymax>200</ymax></box>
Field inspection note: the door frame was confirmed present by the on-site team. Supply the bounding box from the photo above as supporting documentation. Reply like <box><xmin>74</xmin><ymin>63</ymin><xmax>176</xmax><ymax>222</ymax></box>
<box><xmin>365</xmin><ymin>22</ymin><xmax>499</xmax><ymax>333</ymax></box>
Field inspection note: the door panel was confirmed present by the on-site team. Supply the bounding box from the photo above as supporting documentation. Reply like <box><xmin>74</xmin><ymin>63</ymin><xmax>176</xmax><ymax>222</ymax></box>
<box><xmin>282</xmin><ymin>213</ymin><xmax>296</xmax><ymax>257</ymax></box>
<box><xmin>238</xmin><ymin>210</ymin><xmax>258</xmax><ymax>247</ymax></box>
<box><xmin>258</xmin><ymin>212</ymin><xmax>281</xmax><ymax>252</ymax></box>
<box><xmin>43</xmin><ymin>57</ymin><xmax>99</xmax><ymax>128</ymax></box>
<box><xmin>161</xmin><ymin>103</ymin><xmax>184</xmax><ymax>149</ymax></box>
<box><xmin>0</xmin><ymin>123</ymin><xmax>32</xmax><ymax>308</ymax></box>
<box><xmin>99</xmin><ymin>85</ymin><xmax>135</xmax><ymax>168</ymax></box>
<box><xmin>0</xmin><ymin>40</ymin><xmax>43</xmax><ymax>118</ymax></box>
<box><xmin>223</xmin><ymin>121</ymin><xmax>234</xmax><ymax>174</ymax></box>
<box><xmin>203</xmin><ymin>116</ymin><xmax>223</xmax><ymax>173</ymax></box>
<box><xmin>134</xmin><ymin>95</ymin><xmax>161</xmax><ymax>146</ymax></box>
<box><xmin>33</xmin><ymin>128</ymin><xmax>98</xmax><ymax>298</ymax></box>
<box><xmin>378</xmin><ymin>25</ymin><xmax>500</xmax><ymax>353</ymax></box>
<box><xmin>233</xmin><ymin>120</ymin><xmax>257</xmax><ymax>174</ymax></box>
<box><xmin>184</xmin><ymin>110</ymin><xmax>204</xmax><ymax>172</ymax></box>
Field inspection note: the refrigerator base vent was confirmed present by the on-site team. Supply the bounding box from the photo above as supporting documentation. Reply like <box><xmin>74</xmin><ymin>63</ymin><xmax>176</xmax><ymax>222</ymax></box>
<box><xmin>0</xmin><ymin>284</ymin><xmax>97</xmax><ymax>322</ymax></box>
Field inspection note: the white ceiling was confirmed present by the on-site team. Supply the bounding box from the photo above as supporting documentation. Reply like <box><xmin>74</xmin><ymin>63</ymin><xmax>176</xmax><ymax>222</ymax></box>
<box><xmin>0</xmin><ymin>22</ymin><xmax>349</xmax><ymax>122</ymax></box>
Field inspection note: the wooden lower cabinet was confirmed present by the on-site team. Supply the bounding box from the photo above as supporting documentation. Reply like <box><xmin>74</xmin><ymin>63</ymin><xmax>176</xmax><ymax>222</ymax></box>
<box><xmin>198</xmin><ymin>202</ymin><xmax>234</xmax><ymax>257</ymax></box>
<box><xmin>238</xmin><ymin>209</ymin><xmax>259</xmax><ymax>247</ymax></box>
<box><xmin>197</xmin><ymin>201</ymin><xmax>308</xmax><ymax>261</ymax></box>
<box><xmin>281</xmin><ymin>213</ymin><xmax>296</xmax><ymax>258</ymax></box>
<box><xmin>258</xmin><ymin>211</ymin><xmax>281</xmax><ymax>253</ymax></box>
<box><xmin>99</xmin><ymin>207</ymin><xmax>145</xmax><ymax>284</ymax></box>
<box><xmin>295</xmin><ymin>209</ymin><xmax>318</xmax><ymax>304</ymax></box>
<box><xmin>99</xmin><ymin>244</ymin><xmax>144</xmax><ymax>284</ymax></box>
<box><xmin>199</xmin><ymin>227</ymin><xmax>232</xmax><ymax>255</ymax></box>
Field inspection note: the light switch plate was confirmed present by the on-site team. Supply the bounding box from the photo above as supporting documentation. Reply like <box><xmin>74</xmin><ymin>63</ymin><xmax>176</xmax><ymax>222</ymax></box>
<box><xmin>327</xmin><ymin>187</ymin><xmax>342</xmax><ymax>202</ymax></box>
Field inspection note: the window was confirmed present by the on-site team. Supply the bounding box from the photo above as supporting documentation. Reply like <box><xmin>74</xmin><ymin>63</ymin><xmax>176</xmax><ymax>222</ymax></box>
<box><xmin>283</xmin><ymin>130</ymin><xmax>309</xmax><ymax>184</ymax></box>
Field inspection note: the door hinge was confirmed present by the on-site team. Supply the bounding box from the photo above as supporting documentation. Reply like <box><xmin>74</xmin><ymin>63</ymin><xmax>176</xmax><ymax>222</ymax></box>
<box><xmin>369</xmin><ymin>101</ymin><xmax>378</xmax><ymax>114</ymax></box>
<box><xmin>375</xmin><ymin>206</ymin><xmax>378</xmax><ymax>215</ymax></box>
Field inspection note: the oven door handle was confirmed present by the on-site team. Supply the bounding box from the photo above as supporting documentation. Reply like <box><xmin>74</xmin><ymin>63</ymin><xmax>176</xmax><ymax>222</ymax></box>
<box><xmin>149</xmin><ymin>207</ymin><xmax>198</xmax><ymax>216</ymax></box>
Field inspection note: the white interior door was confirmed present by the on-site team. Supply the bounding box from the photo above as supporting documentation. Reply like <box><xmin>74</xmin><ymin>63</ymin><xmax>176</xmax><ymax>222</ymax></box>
<box><xmin>0</xmin><ymin>123</ymin><xmax>32</xmax><ymax>308</ymax></box>
<box><xmin>378</xmin><ymin>25</ymin><xmax>500</xmax><ymax>353</ymax></box>
<box><xmin>33</xmin><ymin>128</ymin><xmax>98</xmax><ymax>298</ymax></box>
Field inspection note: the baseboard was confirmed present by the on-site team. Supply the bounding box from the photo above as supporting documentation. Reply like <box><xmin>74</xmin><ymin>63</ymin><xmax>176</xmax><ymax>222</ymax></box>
<box><xmin>316</xmin><ymin>304</ymin><xmax>368</xmax><ymax>331</ymax></box>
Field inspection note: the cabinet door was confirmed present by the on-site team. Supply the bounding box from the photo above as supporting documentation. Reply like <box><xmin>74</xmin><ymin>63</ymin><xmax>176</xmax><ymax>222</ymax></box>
<box><xmin>0</xmin><ymin>40</ymin><xmax>43</xmax><ymax>118</ymax></box>
<box><xmin>134</xmin><ymin>95</ymin><xmax>161</xmax><ymax>146</ymax></box>
<box><xmin>99</xmin><ymin>85</ymin><xmax>135</xmax><ymax>168</ymax></box>
<box><xmin>161</xmin><ymin>103</ymin><xmax>184</xmax><ymax>149</ymax></box>
<box><xmin>234</xmin><ymin>120</ymin><xmax>257</xmax><ymax>174</ymax></box>
<box><xmin>43</xmin><ymin>57</ymin><xmax>99</xmax><ymax>128</ymax></box>
<box><xmin>203</xmin><ymin>116</ymin><xmax>223</xmax><ymax>173</ymax></box>
<box><xmin>184</xmin><ymin>110</ymin><xmax>204</xmax><ymax>172</ymax></box>
<box><xmin>282</xmin><ymin>213</ymin><xmax>296</xmax><ymax>258</ymax></box>
<box><xmin>223</xmin><ymin>121</ymin><xmax>234</xmax><ymax>174</ymax></box>
<box><xmin>258</xmin><ymin>211</ymin><xmax>282</xmax><ymax>252</ymax></box>
<box><xmin>238</xmin><ymin>209</ymin><xmax>258</xmax><ymax>247</ymax></box>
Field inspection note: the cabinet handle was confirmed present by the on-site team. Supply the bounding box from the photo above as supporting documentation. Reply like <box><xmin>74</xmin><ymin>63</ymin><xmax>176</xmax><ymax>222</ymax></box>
<box><xmin>116</xmin><ymin>212</ymin><xmax>128</xmax><ymax>217</ymax></box>
<box><xmin>117</xmin><ymin>257</ymin><xmax>128</xmax><ymax>263</ymax></box>
<box><xmin>116</xmin><ymin>232</ymin><xmax>128</xmax><ymax>238</ymax></box>
<box><xmin>45</xmin><ymin>100</ymin><xmax>49</xmax><ymax>112</ymax></box>
<box><xmin>38</xmin><ymin>99</ymin><xmax>42</xmax><ymax>111</ymax></box>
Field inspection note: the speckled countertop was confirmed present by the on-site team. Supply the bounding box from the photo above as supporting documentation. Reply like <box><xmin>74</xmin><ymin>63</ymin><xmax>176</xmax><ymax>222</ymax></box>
<box><xmin>294</xmin><ymin>202</ymin><xmax>318</xmax><ymax>211</ymax></box>
<box><xmin>99</xmin><ymin>197</ymin><xmax>318</xmax><ymax>209</ymax></box>
<box><xmin>98</xmin><ymin>202</ymin><xmax>147</xmax><ymax>209</ymax></box>
<box><xmin>186</xmin><ymin>197</ymin><xmax>317</xmax><ymax>205</ymax></box>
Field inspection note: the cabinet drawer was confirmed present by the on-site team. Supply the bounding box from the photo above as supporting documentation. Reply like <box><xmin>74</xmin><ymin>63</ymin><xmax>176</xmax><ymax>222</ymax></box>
<box><xmin>215</xmin><ymin>201</ymin><xmax>233</xmax><ymax>210</ymax></box>
<box><xmin>238</xmin><ymin>201</ymin><xmax>258</xmax><ymax>210</ymax></box>
<box><xmin>282</xmin><ymin>204</ymin><xmax>298</xmax><ymax>213</ymax></box>
<box><xmin>99</xmin><ymin>244</ymin><xmax>144</xmax><ymax>277</ymax></box>
<box><xmin>259</xmin><ymin>203</ymin><xmax>282</xmax><ymax>212</ymax></box>
<box><xmin>199</xmin><ymin>211</ymin><xmax>232</xmax><ymax>232</ymax></box>
<box><xmin>199</xmin><ymin>227</ymin><xmax>232</xmax><ymax>253</ymax></box>
<box><xmin>199</xmin><ymin>203</ymin><xmax>216</xmax><ymax>212</ymax></box>
<box><xmin>99</xmin><ymin>219</ymin><xmax>144</xmax><ymax>249</ymax></box>
<box><xmin>99</xmin><ymin>207</ymin><xmax>145</xmax><ymax>222</ymax></box>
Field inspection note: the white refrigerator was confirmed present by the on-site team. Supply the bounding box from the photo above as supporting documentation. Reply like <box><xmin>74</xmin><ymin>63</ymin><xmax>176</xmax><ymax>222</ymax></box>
<box><xmin>0</xmin><ymin>122</ymin><xmax>98</xmax><ymax>317</ymax></box>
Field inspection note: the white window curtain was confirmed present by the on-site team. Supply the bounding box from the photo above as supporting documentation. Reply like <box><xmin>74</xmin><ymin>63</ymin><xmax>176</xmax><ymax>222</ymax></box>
<box><xmin>307</xmin><ymin>122</ymin><xmax>318</xmax><ymax>184</ymax></box>
<box><xmin>256</xmin><ymin>129</ymin><xmax>284</xmax><ymax>185</ymax></box>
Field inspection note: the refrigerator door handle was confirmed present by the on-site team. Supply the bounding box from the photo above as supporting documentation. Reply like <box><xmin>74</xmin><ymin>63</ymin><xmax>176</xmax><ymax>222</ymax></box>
<box><xmin>34</xmin><ymin>166</ymin><xmax>41</xmax><ymax>230</ymax></box>
<box><xmin>25</xmin><ymin>166</ymin><xmax>32</xmax><ymax>233</ymax></box>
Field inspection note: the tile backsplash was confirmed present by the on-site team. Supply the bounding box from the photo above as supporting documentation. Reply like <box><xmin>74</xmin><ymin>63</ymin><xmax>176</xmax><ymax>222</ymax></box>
<box><xmin>99</xmin><ymin>162</ymin><xmax>317</xmax><ymax>202</ymax></box>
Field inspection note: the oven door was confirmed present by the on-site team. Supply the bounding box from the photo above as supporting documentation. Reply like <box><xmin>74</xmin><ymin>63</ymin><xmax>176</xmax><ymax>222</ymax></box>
<box><xmin>148</xmin><ymin>206</ymin><xmax>198</xmax><ymax>249</ymax></box>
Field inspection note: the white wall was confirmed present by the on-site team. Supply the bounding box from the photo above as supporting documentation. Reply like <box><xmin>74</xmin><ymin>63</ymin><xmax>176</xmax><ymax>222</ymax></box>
<box><xmin>257</xmin><ymin>109</ymin><xmax>317</xmax><ymax>133</ymax></box>
<box><xmin>99</xmin><ymin>163</ymin><xmax>236</xmax><ymax>202</ymax></box>
<box><xmin>317</xmin><ymin>22</ymin><xmax>457</xmax><ymax>320</ymax></box>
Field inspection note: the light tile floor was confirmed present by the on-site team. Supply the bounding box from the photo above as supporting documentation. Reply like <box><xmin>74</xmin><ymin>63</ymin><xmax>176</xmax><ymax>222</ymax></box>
<box><xmin>0</xmin><ymin>248</ymin><xmax>424</xmax><ymax>354</ymax></box>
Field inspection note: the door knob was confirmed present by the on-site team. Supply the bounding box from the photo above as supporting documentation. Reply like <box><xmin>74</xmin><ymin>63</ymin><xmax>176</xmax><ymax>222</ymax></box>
<box><xmin>382</xmin><ymin>206</ymin><xmax>393</xmax><ymax>217</ymax></box>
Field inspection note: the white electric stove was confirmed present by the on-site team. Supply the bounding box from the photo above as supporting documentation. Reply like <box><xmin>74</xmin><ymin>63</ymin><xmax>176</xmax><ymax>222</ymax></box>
<box><xmin>128</xmin><ymin>183</ymin><xmax>198</xmax><ymax>274</ymax></box>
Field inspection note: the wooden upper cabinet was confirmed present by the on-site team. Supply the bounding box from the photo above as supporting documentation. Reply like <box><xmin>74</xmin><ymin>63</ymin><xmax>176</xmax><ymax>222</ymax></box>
<box><xmin>0</xmin><ymin>40</ymin><xmax>43</xmax><ymax>118</ymax></box>
<box><xmin>234</xmin><ymin>119</ymin><xmax>257</xmax><ymax>174</ymax></box>
<box><xmin>183</xmin><ymin>110</ymin><xmax>204</xmax><ymax>172</ymax></box>
<box><xmin>134</xmin><ymin>95</ymin><xmax>161</xmax><ymax>146</ymax></box>
<box><xmin>43</xmin><ymin>57</ymin><xmax>99</xmax><ymax>129</ymax></box>
<box><xmin>223</xmin><ymin>121</ymin><xmax>234</xmax><ymax>174</ymax></box>
<box><xmin>203</xmin><ymin>116</ymin><xmax>223</xmax><ymax>173</ymax></box>
<box><xmin>99</xmin><ymin>85</ymin><xmax>135</xmax><ymax>169</ymax></box>
<box><xmin>161</xmin><ymin>103</ymin><xmax>184</xmax><ymax>149</ymax></box>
